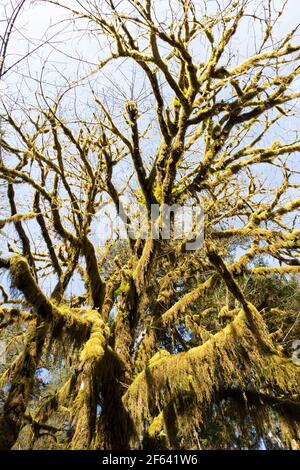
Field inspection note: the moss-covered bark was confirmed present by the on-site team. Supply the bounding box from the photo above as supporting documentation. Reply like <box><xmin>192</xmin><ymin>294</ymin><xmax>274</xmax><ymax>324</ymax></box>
<box><xmin>1</xmin><ymin>0</ymin><xmax>300</xmax><ymax>450</ymax></box>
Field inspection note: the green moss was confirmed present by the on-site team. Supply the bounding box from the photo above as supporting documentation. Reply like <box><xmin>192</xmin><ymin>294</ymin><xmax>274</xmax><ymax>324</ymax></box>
<box><xmin>123</xmin><ymin>310</ymin><xmax>300</xmax><ymax>448</ymax></box>
<box><xmin>148</xmin><ymin>412</ymin><xmax>164</xmax><ymax>437</ymax></box>
<box><xmin>114</xmin><ymin>283</ymin><xmax>131</xmax><ymax>296</ymax></box>
<box><xmin>149</xmin><ymin>349</ymin><xmax>170</xmax><ymax>367</ymax></box>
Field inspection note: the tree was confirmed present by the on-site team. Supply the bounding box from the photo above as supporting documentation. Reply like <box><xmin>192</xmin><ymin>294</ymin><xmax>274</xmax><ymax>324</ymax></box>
<box><xmin>0</xmin><ymin>0</ymin><xmax>300</xmax><ymax>450</ymax></box>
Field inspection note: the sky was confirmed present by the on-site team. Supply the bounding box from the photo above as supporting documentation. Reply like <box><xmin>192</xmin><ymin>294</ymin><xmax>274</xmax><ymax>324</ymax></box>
<box><xmin>0</xmin><ymin>0</ymin><xmax>300</xmax><ymax>279</ymax></box>
<box><xmin>2</xmin><ymin>0</ymin><xmax>300</xmax><ymax>94</ymax></box>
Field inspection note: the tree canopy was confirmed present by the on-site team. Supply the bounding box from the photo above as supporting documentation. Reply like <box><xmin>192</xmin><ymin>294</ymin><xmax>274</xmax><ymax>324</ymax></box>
<box><xmin>0</xmin><ymin>0</ymin><xmax>300</xmax><ymax>450</ymax></box>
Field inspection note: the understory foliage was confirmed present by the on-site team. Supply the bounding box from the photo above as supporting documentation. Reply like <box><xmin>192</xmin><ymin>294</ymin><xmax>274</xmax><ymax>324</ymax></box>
<box><xmin>0</xmin><ymin>0</ymin><xmax>300</xmax><ymax>449</ymax></box>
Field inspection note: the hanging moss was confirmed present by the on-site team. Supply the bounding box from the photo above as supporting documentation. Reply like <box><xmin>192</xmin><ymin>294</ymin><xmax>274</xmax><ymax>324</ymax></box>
<box><xmin>1</xmin><ymin>0</ymin><xmax>300</xmax><ymax>451</ymax></box>
<box><xmin>123</xmin><ymin>309</ymin><xmax>300</xmax><ymax>449</ymax></box>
